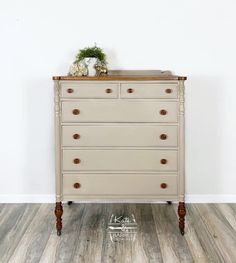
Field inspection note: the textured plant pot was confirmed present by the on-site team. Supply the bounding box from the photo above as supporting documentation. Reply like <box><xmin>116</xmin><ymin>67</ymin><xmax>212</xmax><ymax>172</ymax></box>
<box><xmin>84</xmin><ymin>57</ymin><xmax>97</xmax><ymax>76</ymax></box>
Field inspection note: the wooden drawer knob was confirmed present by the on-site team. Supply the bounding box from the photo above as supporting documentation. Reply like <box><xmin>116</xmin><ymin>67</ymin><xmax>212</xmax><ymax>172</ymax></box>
<box><xmin>160</xmin><ymin>109</ymin><xmax>167</xmax><ymax>115</ymax></box>
<box><xmin>160</xmin><ymin>134</ymin><xmax>167</xmax><ymax>140</ymax></box>
<box><xmin>73</xmin><ymin>134</ymin><xmax>80</xmax><ymax>140</ymax></box>
<box><xmin>127</xmin><ymin>88</ymin><xmax>134</xmax><ymax>93</ymax></box>
<box><xmin>74</xmin><ymin>182</ymin><xmax>81</xmax><ymax>189</ymax></box>
<box><xmin>73</xmin><ymin>158</ymin><xmax>81</xmax><ymax>164</ymax></box>
<box><xmin>165</xmin><ymin>88</ymin><xmax>172</xmax><ymax>94</ymax></box>
<box><xmin>160</xmin><ymin>183</ymin><xmax>167</xmax><ymax>189</ymax></box>
<box><xmin>72</xmin><ymin>109</ymin><xmax>80</xmax><ymax>115</ymax></box>
<box><xmin>67</xmin><ymin>88</ymin><xmax>74</xmax><ymax>93</ymax></box>
<box><xmin>160</xmin><ymin>159</ymin><xmax>167</xmax><ymax>164</ymax></box>
<box><xmin>105</xmin><ymin>88</ymin><xmax>112</xmax><ymax>93</ymax></box>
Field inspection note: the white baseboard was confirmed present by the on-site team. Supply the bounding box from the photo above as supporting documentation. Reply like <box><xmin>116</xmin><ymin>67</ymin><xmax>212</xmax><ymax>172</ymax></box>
<box><xmin>0</xmin><ymin>195</ymin><xmax>55</xmax><ymax>203</ymax></box>
<box><xmin>186</xmin><ymin>194</ymin><xmax>236</xmax><ymax>203</ymax></box>
<box><xmin>0</xmin><ymin>194</ymin><xmax>235</xmax><ymax>203</ymax></box>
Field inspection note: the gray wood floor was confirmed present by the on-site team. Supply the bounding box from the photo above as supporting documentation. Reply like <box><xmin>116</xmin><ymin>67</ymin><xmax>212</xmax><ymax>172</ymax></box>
<box><xmin>0</xmin><ymin>203</ymin><xmax>235</xmax><ymax>263</ymax></box>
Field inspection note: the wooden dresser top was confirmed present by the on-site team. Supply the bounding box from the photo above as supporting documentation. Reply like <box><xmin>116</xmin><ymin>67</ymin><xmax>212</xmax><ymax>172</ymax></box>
<box><xmin>53</xmin><ymin>70</ymin><xmax>187</xmax><ymax>81</ymax></box>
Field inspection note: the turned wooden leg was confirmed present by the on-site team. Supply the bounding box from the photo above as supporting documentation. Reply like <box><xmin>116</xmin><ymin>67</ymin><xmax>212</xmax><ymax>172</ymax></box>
<box><xmin>178</xmin><ymin>202</ymin><xmax>186</xmax><ymax>235</ymax></box>
<box><xmin>55</xmin><ymin>202</ymin><xmax>63</xmax><ymax>236</ymax></box>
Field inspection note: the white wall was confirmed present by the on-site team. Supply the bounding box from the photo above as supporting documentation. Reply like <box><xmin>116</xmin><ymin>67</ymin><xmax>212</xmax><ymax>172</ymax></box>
<box><xmin>0</xmin><ymin>0</ymin><xmax>236</xmax><ymax>202</ymax></box>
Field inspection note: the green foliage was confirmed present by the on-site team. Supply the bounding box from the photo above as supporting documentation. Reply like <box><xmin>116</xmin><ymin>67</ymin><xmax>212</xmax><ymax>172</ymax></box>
<box><xmin>76</xmin><ymin>45</ymin><xmax>107</xmax><ymax>64</ymax></box>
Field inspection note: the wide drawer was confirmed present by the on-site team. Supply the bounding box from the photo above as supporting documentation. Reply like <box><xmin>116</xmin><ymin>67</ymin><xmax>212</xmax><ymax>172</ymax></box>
<box><xmin>61</xmin><ymin>82</ymin><xmax>119</xmax><ymax>98</ymax></box>
<box><xmin>62</xmin><ymin>149</ymin><xmax>178</xmax><ymax>171</ymax></box>
<box><xmin>121</xmin><ymin>83</ymin><xmax>178</xmax><ymax>99</ymax></box>
<box><xmin>62</xmin><ymin>125</ymin><xmax>178</xmax><ymax>147</ymax></box>
<box><xmin>61</xmin><ymin>101</ymin><xmax>178</xmax><ymax>123</ymax></box>
<box><xmin>63</xmin><ymin>174</ymin><xmax>178</xmax><ymax>196</ymax></box>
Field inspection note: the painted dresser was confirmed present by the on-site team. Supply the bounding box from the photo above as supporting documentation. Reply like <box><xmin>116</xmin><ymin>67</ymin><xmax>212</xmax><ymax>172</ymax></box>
<box><xmin>53</xmin><ymin>70</ymin><xmax>187</xmax><ymax>236</ymax></box>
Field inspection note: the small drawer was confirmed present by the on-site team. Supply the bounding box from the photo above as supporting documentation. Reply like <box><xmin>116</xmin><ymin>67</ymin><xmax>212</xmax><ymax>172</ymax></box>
<box><xmin>61</xmin><ymin>82</ymin><xmax>119</xmax><ymax>98</ymax></box>
<box><xmin>121</xmin><ymin>83</ymin><xmax>178</xmax><ymax>99</ymax></box>
<box><xmin>62</xmin><ymin>149</ymin><xmax>178</xmax><ymax>171</ymax></box>
<box><xmin>63</xmin><ymin>174</ymin><xmax>178</xmax><ymax>196</ymax></box>
<box><xmin>62</xmin><ymin>125</ymin><xmax>178</xmax><ymax>147</ymax></box>
<box><xmin>61</xmin><ymin>101</ymin><xmax>178</xmax><ymax>123</ymax></box>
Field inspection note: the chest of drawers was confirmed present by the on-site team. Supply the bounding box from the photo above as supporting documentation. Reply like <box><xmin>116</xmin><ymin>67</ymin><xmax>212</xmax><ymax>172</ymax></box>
<box><xmin>53</xmin><ymin>70</ymin><xmax>187</xmax><ymax>236</ymax></box>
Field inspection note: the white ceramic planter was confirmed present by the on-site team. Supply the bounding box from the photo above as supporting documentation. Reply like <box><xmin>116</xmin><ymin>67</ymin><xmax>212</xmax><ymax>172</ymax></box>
<box><xmin>84</xmin><ymin>57</ymin><xmax>97</xmax><ymax>76</ymax></box>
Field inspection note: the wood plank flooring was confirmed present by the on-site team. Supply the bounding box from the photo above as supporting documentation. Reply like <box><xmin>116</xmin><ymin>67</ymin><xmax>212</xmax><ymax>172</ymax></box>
<box><xmin>0</xmin><ymin>203</ymin><xmax>235</xmax><ymax>263</ymax></box>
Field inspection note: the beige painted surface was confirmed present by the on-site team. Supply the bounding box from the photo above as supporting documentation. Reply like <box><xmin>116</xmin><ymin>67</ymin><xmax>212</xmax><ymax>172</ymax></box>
<box><xmin>61</xmin><ymin>100</ymin><xmax>178</xmax><ymax>123</ymax></box>
<box><xmin>54</xmin><ymin>80</ymin><xmax>185</xmax><ymax>202</ymax></box>
<box><xmin>61</xmin><ymin>82</ymin><xmax>119</xmax><ymax>99</ymax></box>
<box><xmin>178</xmin><ymin>80</ymin><xmax>185</xmax><ymax>202</ymax></box>
<box><xmin>120</xmin><ymin>83</ymin><xmax>178</xmax><ymax>99</ymax></box>
<box><xmin>63</xmin><ymin>174</ymin><xmax>178</xmax><ymax>196</ymax></box>
<box><xmin>62</xmin><ymin>149</ymin><xmax>178</xmax><ymax>171</ymax></box>
<box><xmin>62</xmin><ymin>125</ymin><xmax>178</xmax><ymax>147</ymax></box>
<box><xmin>54</xmin><ymin>81</ymin><xmax>62</xmax><ymax>202</ymax></box>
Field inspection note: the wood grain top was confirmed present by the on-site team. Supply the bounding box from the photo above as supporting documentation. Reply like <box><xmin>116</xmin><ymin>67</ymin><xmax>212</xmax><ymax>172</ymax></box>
<box><xmin>53</xmin><ymin>70</ymin><xmax>187</xmax><ymax>81</ymax></box>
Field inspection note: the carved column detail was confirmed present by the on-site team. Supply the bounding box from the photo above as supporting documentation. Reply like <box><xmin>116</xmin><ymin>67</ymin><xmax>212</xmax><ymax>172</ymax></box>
<box><xmin>179</xmin><ymin>80</ymin><xmax>185</xmax><ymax>115</ymax></box>
<box><xmin>54</xmin><ymin>81</ymin><xmax>63</xmax><ymax>235</ymax></box>
<box><xmin>54</xmin><ymin>81</ymin><xmax>61</xmax><ymax>202</ymax></box>
<box><xmin>54</xmin><ymin>80</ymin><xmax>60</xmax><ymax>116</ymax></box>
<box><xmin>177</xmin><ymin>80</ymin><xmax>186</xmax><ymax>235</ymax></box>
<box><xmin>55</xmin><ymin>202</ymin><xmax>63</xmax><ymax>236</ymax></box>
<box><xmin>178</xmin><ymin>202</ymin><xmax>186</xmax><ymax>235</ymax></box>
<box><xmin>178</xmin><ymin>79</ymin><xmax>185</xmax><ymax>202</ymax></box>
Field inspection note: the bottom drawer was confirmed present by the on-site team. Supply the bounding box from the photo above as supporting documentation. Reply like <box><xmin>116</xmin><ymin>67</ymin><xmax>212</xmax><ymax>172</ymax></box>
<box><xmin>63</xmin><ymin>174</ymin><xmax>178</xmax><ymax>196</ymax></box>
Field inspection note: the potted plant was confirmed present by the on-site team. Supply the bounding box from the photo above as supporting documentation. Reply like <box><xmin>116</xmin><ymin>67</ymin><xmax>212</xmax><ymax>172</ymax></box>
<box><xmin>75</xmin><ymin>45</ymin><xmax>107</xmax><ymax>76</ymax></box>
